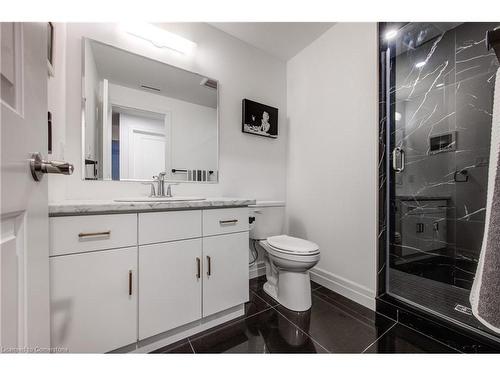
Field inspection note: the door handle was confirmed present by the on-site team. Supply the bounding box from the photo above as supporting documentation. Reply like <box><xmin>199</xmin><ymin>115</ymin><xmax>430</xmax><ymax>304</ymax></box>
<box><xmin>30</xmin><ymin>152</ymin><xmax>74</xmax><ymax>181</ymax></box>
<box><xmin>207</xmin><ymin>255</ymin><xmax>211</xmax><ymax>276</ymax></box>
<box><xmin>392</xmin><ymin>147</ymin><xmax>405</xmax><ymax>173</ymax></box>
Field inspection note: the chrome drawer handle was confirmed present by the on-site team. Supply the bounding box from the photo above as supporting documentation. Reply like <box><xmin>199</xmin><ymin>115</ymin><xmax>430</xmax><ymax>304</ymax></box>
<box><xmin>219</xmin><ymin>219</ymin><xmax>238</xmax><ymax>225</ymax></box>
<box><xmin>78</xmin><ymin>230</ymin><xmax>111</xmax><ymax>238</ymax></box>
<box><xmin>196</xmin><ymin>257</ymin><xmax>201</xmax><ymax>279</ymax></box>
<box><xmin>128</xmin><ymin>270</ymin><xmax>133</xmax><ymax>296</ymax></box>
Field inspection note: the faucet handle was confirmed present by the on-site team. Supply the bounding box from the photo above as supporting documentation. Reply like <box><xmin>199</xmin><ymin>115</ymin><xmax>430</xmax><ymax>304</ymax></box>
<box><xmin>165</xmin><ymin>182</ymin><xmax>179</xmax><ymax>197</ymax></box>
<box><xmin>142</xmin><ymin>182</ymin><xmax>156</xmax><ymax>197</ymax></box>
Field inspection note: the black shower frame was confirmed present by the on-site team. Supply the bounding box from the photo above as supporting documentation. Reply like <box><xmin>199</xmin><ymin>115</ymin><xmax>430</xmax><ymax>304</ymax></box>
<box><xmin>376</xmin><ymin>22</ymin><xmax>500</xmax><ymax>352</ymax></box>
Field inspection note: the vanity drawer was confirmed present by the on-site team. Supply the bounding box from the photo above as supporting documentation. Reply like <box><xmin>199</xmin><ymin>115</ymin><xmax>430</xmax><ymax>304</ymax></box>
<box><xmin>202</xmin><ymin>207</ymin><xmax>249</xmax><ymax>236</ymax></box>
<box><xmin>138</xmin><ymin>210</ymin><xmax>202</xmax><ymax>245</ymax></box>
<box><xmin>49</xmin><ymin>214</ymin><xmax>137</xmax><ymax>256</ymax></box>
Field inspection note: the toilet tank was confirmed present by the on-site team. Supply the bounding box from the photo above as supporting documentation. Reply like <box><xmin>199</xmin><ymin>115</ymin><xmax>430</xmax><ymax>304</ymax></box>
<box><xmin>249</xmin><ymin>201</ymin><xmax>285</xmax><ymax>240</ymax></box>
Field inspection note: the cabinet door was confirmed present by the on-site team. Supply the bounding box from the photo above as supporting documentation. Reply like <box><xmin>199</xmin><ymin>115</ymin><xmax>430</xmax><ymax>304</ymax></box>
<box><xmin>139</xmin><ymin>239</ymin><xmax>202</xmax><ymax>340</ymax></box>
<box><xmin>50</xmin><ymin>247</ymin><xmax>137</xmax><ymax>353</ymax></box>
<box><xmin>203</xmin><ymin>232</ymin><xmax>249</xmax><ymax>317</ymax></box>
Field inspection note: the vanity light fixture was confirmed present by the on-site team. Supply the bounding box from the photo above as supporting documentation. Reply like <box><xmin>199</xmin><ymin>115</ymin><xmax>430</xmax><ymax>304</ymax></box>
<box><xmin>415</xmin><ymin>61</ymin><xmax>426</xmax><ymax>68</ymax></box>
<box><xmin>123</xmin><ymin>23</ymin><xmax>196</xmax><ymax>55</ymax></box>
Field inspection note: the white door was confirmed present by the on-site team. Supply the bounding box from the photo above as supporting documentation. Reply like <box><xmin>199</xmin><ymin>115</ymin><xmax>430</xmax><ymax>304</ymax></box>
<box><xmin>50</xmin><ymin>247</ymin><xmax>137</xmax><ymax>353</ymax></box>
<box><xmin>130</xmin><ymin>130</ymin><xmax>165</xmax><ymax>180</ymax></box>
<box><xmin>138</xmin><ymin>239</ymin><xmax>202</xmax><ymax>340</ymax></box>
<box><xmin>203</xmin><ymin>232</ymin><xmax>249</xmax><ymax>317</ymax></box>
<box><xmin>1</xmin><ymin>23</ymin><xmax>50</xmax><ymax>351</ymax></box>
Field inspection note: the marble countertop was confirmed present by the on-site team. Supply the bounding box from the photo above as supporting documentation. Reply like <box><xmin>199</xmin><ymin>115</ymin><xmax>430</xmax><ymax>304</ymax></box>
<box><xmin>49</xmin><ymin>197</ymin><xmax>256</xmax><ymax>216</ymax></box>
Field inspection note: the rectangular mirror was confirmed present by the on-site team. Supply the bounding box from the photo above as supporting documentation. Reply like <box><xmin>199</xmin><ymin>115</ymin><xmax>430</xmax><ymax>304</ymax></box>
<box><xmin>82</xmin><ymin>38</ymin><xmax>219</xmax><ymax>182</ymax></box>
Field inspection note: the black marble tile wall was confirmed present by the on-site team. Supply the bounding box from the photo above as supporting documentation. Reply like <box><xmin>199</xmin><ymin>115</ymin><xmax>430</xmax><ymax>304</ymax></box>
<box><xmin>378</xmin><ymin>22</ymin><xmax>500</xmax><ymax>341</ymax></box>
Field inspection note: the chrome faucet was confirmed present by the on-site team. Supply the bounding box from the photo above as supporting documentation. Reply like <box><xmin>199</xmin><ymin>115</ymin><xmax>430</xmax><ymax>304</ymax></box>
<box><xmin>154</xmin><ymin>172</ymin><xmax>167</xmax><ymax>197</ymax></box>
<box><xmin>143</xmin><ymin>173</ymin><xmax>178</xmax><ymax>197</ymax></box>
<box><xmin>165</xmin><ymin>183</ymin><xmax>174</xmax><ymax>197</ymax></box>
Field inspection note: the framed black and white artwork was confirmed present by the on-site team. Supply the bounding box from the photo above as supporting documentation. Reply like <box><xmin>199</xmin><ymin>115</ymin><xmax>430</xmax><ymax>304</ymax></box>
<box><xmin>242</xmin><ymin>99</ymin><xmax>278</xmax><ymax>139</ymax></box>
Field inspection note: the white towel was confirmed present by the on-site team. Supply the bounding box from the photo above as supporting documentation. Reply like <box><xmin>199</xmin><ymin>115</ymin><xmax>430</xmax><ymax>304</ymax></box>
<box><xmin>470</xmin><ymin>67</ymin><xmax>500</xmax><ymax>333</ymax></box>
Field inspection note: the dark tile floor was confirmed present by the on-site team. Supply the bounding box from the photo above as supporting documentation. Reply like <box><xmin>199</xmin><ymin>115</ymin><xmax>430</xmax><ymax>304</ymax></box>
<box><xmin>152</xmin><ymin>276</ymin><xmax>460</xmax><ymax>354</ymax></box>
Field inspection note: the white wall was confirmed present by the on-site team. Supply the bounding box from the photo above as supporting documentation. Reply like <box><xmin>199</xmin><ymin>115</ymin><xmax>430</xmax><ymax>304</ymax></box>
<box><xmin>286</xmin><ymin>23</ymin><xmax>379</xmax><ymax>309</ymax></box>
<box><xmin>49</xmin><ymin>23</ymin><xmax>286</xmax><ymax>202</ymax></box>
<box><xmin>47</xmin><ymin>23</ymin><xmax>67</xmax><ymax>201</ymax></box>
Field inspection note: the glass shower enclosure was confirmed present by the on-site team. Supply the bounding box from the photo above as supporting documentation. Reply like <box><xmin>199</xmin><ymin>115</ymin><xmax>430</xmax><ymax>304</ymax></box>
<box><xmin>380</xmin><ymin>22</ymin><xmax>500</xmax><ymax>342</ymax></box>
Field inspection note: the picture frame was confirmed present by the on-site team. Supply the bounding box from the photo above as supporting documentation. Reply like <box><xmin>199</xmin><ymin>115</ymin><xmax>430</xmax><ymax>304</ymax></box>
<box><xmin>242</xmin><ymin>98</ymin><xmax>278</xmax><ymax>139</ymax></box>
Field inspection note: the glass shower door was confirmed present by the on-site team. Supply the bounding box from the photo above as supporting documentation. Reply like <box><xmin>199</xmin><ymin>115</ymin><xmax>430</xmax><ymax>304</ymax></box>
<box><xmin>386</xmin><ymin>22</ymin><xmax>500</xmax><ymax>339</ymax></box>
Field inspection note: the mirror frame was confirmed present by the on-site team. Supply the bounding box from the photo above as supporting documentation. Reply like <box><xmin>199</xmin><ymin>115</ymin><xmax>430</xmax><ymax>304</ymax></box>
<box><xmin>80</xmin><ymin>37</ymin><xmax>220</xmax><ymax>184</ymax></box>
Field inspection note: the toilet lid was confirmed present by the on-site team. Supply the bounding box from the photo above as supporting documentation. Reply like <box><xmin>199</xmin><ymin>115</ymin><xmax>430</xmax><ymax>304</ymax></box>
<box><xmin>267</xmin><ymin>235</ymin><xmax>319</xmax><ymax>255</ymax></box>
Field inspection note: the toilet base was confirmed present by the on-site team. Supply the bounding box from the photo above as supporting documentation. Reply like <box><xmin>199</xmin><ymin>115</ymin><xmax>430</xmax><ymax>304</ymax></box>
<box><xmin>263</xmin><ymin>270</ymin><xmax>312</xmax><ymax>312</ymax></box>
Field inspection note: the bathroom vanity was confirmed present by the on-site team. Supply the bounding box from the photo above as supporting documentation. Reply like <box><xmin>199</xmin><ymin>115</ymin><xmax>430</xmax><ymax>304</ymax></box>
<box><xmin>48</xmin><ymin>30</ymin><xmax>252</xmax><ymax>353</ymax></box>
<box><xmin>49</xmin><ymin>198</ymin><xmax>254</xmax><ymax>353</ymax></box>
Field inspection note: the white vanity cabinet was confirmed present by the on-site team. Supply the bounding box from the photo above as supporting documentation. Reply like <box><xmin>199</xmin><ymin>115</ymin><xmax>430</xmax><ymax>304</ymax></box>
<box><xmin>49</xmin><ymin>206</ymin><xmax>250</xmax><ymax>353</ymax></box>
<box><xmin>202</xmin><ymin>232</ymin><xmax>249</xmax><ymax>317</ymax></box>
<box><xmin>138</xmin><ymin>239</ymin><xmax>203</xmax><ymax>340</ymax></box>
<box><xmin>49</xmin><ymin>213</ymin><xmax>137</xmax><ymax>256</ymax></box>
<box><xmin>137</xmin><ymin>208</ymin><xmax>249</xmax><ymax>340</ymax></box>
<box><xmin>50</xmin><ymin>246</ymin><xmax>138</xmax><ymax>353</ymax></box>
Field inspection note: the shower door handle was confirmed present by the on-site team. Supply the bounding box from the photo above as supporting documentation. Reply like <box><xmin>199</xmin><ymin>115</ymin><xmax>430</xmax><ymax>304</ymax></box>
<box><xmin>392</xmin><ymin>147</ymin><xmax>405</xmax><ymax>173</ymax></box>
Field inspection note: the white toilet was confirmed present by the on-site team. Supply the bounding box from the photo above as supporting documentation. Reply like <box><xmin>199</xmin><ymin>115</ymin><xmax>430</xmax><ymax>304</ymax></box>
<box><xmin>249</xmin><ymin>201</ymin><xmax>320</xmax><ymax>311</ymax></box>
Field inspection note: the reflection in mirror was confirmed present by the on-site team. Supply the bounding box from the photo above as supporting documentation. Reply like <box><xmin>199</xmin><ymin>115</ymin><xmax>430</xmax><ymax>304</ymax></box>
<box><xmin>82</xmin><ymin>38</ymin><xmax>218</xmax><ymax>182</ymax></box>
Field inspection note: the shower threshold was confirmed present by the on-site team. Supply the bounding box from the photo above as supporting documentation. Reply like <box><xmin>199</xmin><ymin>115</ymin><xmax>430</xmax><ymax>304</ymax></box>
<box><xmin>388</xmin><ymin>269</ymin><xmax>500</xmax><ymax>343</ymax></box>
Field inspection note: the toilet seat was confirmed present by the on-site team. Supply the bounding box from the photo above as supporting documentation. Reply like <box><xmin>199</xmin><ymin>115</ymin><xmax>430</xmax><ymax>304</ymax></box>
<box><xmin>266</xmin><ymin>235</ymin><xmax>319</xmax><ymax>256</ymax></box>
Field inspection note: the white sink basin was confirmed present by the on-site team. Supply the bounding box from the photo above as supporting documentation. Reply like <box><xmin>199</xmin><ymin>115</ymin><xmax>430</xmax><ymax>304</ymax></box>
<box><xmin>114</xmin><ymin>197</ymin><xmax>206</xmax><ymax>203</ymax></box>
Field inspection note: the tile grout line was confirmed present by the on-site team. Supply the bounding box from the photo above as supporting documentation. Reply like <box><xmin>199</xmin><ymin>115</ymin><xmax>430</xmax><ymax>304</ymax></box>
<box><xmin>312</xmin><ymin>288</ymin><xmax>397</xmax><ymax>324</ymax></box>
<box><xmin>245</xmin><ymin>305</ymin><xmax>274</xmax><ymax>321</ymax></box>
<box><xmin>251</xmin><ymin>287</ymin><xmax>330</xmax><ymax>353</ymax></box>
<box><xmin>360</xmin><ymin>321</ymin><xmax>397</xmax><ymax>353</ymax></box>
<box><xmin>271</xmin><ymin>306</ymin><xmax>331</xmax><ymax>354</ymax></box>
<box><xmin>250</xmin><ymin>289</ymin><xmax>280</xmax><ymax>308</ymax></box>
<box><xmin>254</xmin><ymin>286</ymin><xmax>398</xmax><ymax>354</ymax></box>
<box><xmin>187</xmin><ymin>338</ymin><xmax>196</xmax><ymax>354</ymax></box>
<box><xmin>313</xmin><ymin>293</ymin><xmax>392</xmax><ymax>330</ymax></box>
<box><xmin>396</xmin><ymin>321</ymin><xmax>463</xmax><ymax>353</ymax></box>
<box><xmin>188</xmin><ymin>304</ymin><xmax>274</xmax><ymax>343</ymax></box>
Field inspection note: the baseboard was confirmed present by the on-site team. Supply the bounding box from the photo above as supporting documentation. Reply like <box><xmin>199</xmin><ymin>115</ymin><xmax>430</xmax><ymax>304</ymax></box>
<box><xmin>310</xmin><ymin>267</ymin><xmax>376</xmax><ymax>310</ymax></box>
<box><xmin>249</xmin><ymin>261</ymin><xmax>266</xmax><ymax>279</ymax></box>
